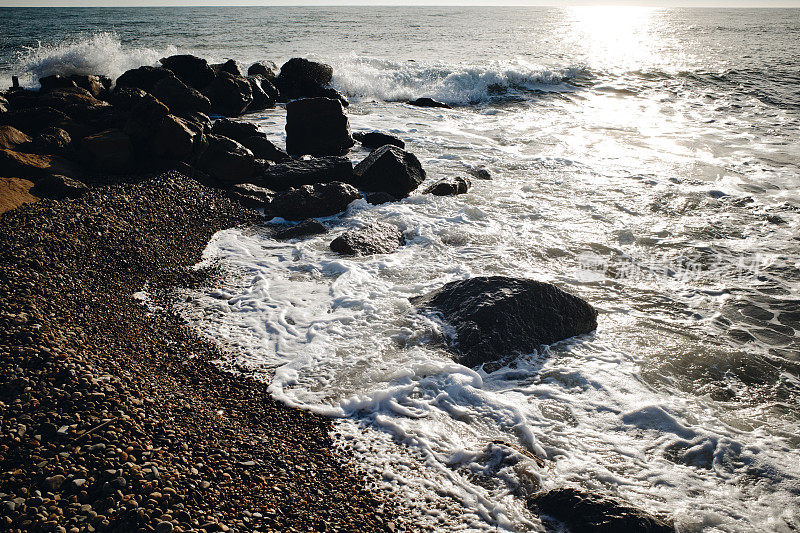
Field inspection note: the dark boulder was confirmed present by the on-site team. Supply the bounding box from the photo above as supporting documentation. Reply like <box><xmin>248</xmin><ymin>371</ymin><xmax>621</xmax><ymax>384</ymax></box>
<box><xmin>364</xmin><ymin>191</ymin><xmax>397</xmax><ymax>205</ymax></box>
<box><xmin>411</xmin><ymin>276</ymin><xmax>598</xmax><ymax>367</ymax></box>
<box><xmin>180</xmin><ymin>111</ymin><xmax>212</xmax><ymax>134</ymax></box>
<box><xmin>270</xmin><ymin>181</ymin><xmax>360</xmax><ymax>220</ymax></box>
<box><xmin>204</xmin><ymin>71</ymin><xmax>253</xmax><ymax>117</ymax></box>
<box><xmin>352</xmin><ymin>131</ymin><xmax>405</xmax><ymax>150</ymax></box>
<box><xmin>35</xmin><ymin>89</ymin><xmax>111</xmax><ymax>125</ymax></box>
<box><xmin>0</xmin><ymin>106</ymin><xmax>78</xmax><ymax>137</ymax></box>
<box><xmin>212</xmin><ymin>59</ymin><xmax>242</xmax><ymax>77</ymax></box>
<box><xmin>110</xmin><ymin>87</ymin><xmax>149</xmax><ymax>111</ymax></box>
<box><xmin>247</xmin><ymin>76</ymin><xmax>277</xmax><ymax>110</ymax></box>
<box><xmin>228</xmin><ymin>182</ymin><xmax>275</xmax><ymax>209</ymax></box>
<box><xmin>468</xmin><ymin>166</ymin><xmax>492</xmax><ymax>180</ymax></box>
<box><xmin>31</xmin><ymin>174</ymin><xmax>89</xmax><ymax>200</ymax></box>
<box><xmin>198</xmin><ymin>134</ymin><xmax>255</xmax><ymax>184</ymax></box>
<box><xmin>258</xmin><ymin>156</ymin><xmax>353</xmax><ymax>190</ymax></box>
<box><xmin>68</xmin><ymin>75</ymin><xmax>109</xmax><ymax>99</ymax></box>
<box><xmin>329</xmin><ymin>222</ymin><xmax>404</xmax><ymax>256</ymax></box>
<box><xmin>285</xmin><ymin>97</ymin><xmax>353</xmax><ymax>157</ymax></box>
<box><xmin>277</xmin><ymin>58</ymin><xmax>333</xmax><ymax>100</ymax></box>
<box><xmin>273</xmin><ymin>219</ymin><xmax>328</xmax><ymax>240</ymax></box>
<box><xmin>151</xmin><ymin>114</ymin><xmax>206</xmax><ymax>161</ymax></box>
<box><xmin>211</xmin><ymin>118</ymin><xmax>260</xmax><ymax>142</ymax></box>
<box><xmin>0</xmin><ymin>125</ymin><xmax>32</xmax><ymax>151</ymax></box>
<box><xmin>353</xmin><ymin>145</ymin><xmax>425</xmax><ymax>198</ymax></box>
<box><xmin>408</xmin><ymin>97</ymin><xmax>451</xmax><ymax>109</ymax></box>
<box><xmin>115</xmin><ymin>66</ymin><xmax>175</xmax><ymax>93</ymax></box>
<box><xmin>123</xmin><ymin>93</ymin><xmax>170</xmax><ymax>147</ymax></box>
<box><xmin>247</xmin><ymin>61</ymin><xmax>278</xmax><ymax>81</ymax></box>
<box><xmin>39</xmin><ymin>75</ymin><xmax>77</xmax><ymax>92</ymax></box>
<box><xmin>160</xmin><ymin>54</ymin><xmax>216</xmax><ymax>89</ymax></box>
<box><xmin>0</xmin><ymin>148</ymin><xmax>79</xmax><ymax>180</ymax></box>
<box><xmin>528</xmin><ymin>488</ymin><xmax>673</xmax><ymax>533</ymax></box>
<box><xmin>423</xmin><ymin>176</ymin><xmax>471</xmax><ymax>196</ymax></box>
<box><xmin>242</xmin><ymin>136</ymin><xmax>289</xmax><ymax>163</ymax></box>
<box><xmin>80</xmin><ymin>128</ymin><xmax>133</xmax><ymax>172</ymax></box>
<box><xmin>152</xmin><ymin>76</ymin><xmax>211</xmax><ymax>114</ymax></box>
<box><xmin>32</xmin><ymin>127</ymin><xmax>71</xmax><ymax>155</ymax></box>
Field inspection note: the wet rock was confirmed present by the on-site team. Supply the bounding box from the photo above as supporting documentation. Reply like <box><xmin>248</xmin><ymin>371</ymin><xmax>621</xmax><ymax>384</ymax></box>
<box><xmin>329</xmin><ymin>222</ymin><xmax>405</xmax><ymax>256</ymax></box>
<box><xmin>408</xmin><ymin>97</ymin><xmax>451</xmax><ymax>109</ymax></box>
<box><xmin>0</xmin><ymin>148</ymin><xmax>78</xmax><ymax>179</ymax></box>
<box><xmin>205</xmin><ymin>71</ymin><xmax>253</xmax><ymax>117</ymax></box>
<box><xmin>258</xmin><ymin>156</ymin><xmax>353</xmax><ymax>190</ymax></box>
<box><xmin>110</xmin><ymin>86</ymin><xmax>149</xmax><ymax>111</ymax></box>
<box><xmin>274</xmin><ymin>219</ymin><xmax>327</xmax><ymax>240</ymax></box>
<box><xmin>247</xmin><ymin>76</ymin><xmax>277</xmax><ymax>110</ymax></box>
<box><xmin>0</xmin><ymin>106</ymin><xmax>79</xmax><ymax>137</ymax></box>
<box><xmin>39</xmin><ymin>74</ymin><xmax>78</xmax><ymax>92</ymax></box>
<box><xmin>34</xmin><ymin>88</ymin><xmax>111</xmax><ymax>125</ymax></box>
<box><xmin>364</xmin><ymin>191</ymin><xmax>397</xmax><ymax>205</ymax></box>
<box><xmin>212</xmin><ymin>59</ymin><xmax>243</xmax><ymax>77</ymax></box>
<box><xmin>152</xmin><ymin>76</ymin><xmax>212</xmax><ymax>114</ymax></box>
<box><xmin>285</xmin><ymin>97</ymin><xmax>354</xmax><ymax>157</ymax></box>
<box><xmin>160</xmin><ymin>54</ymin><xmax>216</xmax><ymax>89</ymax></box>
<box><xmin>31</xmin><ymin>174</ymin><xmax>89</xmax><ymax>199</ymax></box>
<box><xmin>198</xmin><ymin>134</ymin><xmax>255</xmax><ymax>183</ymax></box>
<box><xmin>211</xmin><ymin>118</ymin><xmax>260</xmax><ymax>143</ymax></box>
<box><xmin>123</xmin><ymin>93</ymin><xmax>170</xmax><ymax>147</ymax></box>
<box><xmin>115</xmin><ymin>66</ymin><xmax>176</xmax><ymax>93</ymax></box>
<box><xmin>68</xmin><ymin>74</ymin><xmax>109</xmax><ymax>98</ymax></box>
<box><xmin>228</xmin><ymin>182</ymin><xmax>274</xmax><ymax>209</ymax></box>
<box><xmin>352</xmin><ymin>131</ymin><xmax>405</xmax><ymax>150</ymax></box>
<box><xmin>528</xmin><ymin>488</ymin><xmax>674</xmax><ymax>533</ymax></box>
<box><xmin>411</xmin><ymin>276</ymin><xmax>598</xmax><ymax>367</ymax></box>
<box><xmin>270</xmin><ymin>181</ymin><xmax>360</xmax><ymax>220</ymax></box>
<box><xmin>353</xmin><ymin>145</ymin><xmax>425</xmax><ymax>198</ymax></box>
<box><xmin>423</xmin><ymin>176</ymin><xmax>471</xmax><ymax>196</ymax></box>
<box><xmin>151</xmin><ymin>114</ymin><xmax>206</xmax><ymax>161</ymax></box>
<box><xmin>242</xmin><ymin>136</ymin><xmax>289</xmax><ymax>163</ymax></box>
<box><xmin>32</xmin><ymin>127</ymin><xmax>71</xmax><ymax>155</ymax></box>
<box><xmin>80</xmin><ymin>129</ymin><xmax>133</xmax><ymax>172</ymax></box>
<box><xmin>467</xmin><ymin>166</ymin><xmax>492</xmax><ymax>180</ymax></box>
<box><xmin>275</xmin><ymin>57</ymin><xmax>333</xmax><ymax>101</ymax></box>
<box><xmin>248</xmin><ymin>61</ymin><xmax>278</xmax><ymax>81</ymax></box>
<box><xmin>0</xmin><ymin>124</ymin><xmax>32</xmax><ymax>151</ymax></box>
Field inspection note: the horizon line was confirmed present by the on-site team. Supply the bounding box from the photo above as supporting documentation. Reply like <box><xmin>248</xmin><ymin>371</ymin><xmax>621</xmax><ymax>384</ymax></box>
<box><xmin>2</xmin><ymin>2</ymin><xmax>799</xmax><ymax>7</ymax></box>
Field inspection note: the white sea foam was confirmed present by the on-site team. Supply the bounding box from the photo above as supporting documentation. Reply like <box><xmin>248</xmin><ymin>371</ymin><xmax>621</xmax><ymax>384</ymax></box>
<box><xmin>4</xmin><ymin>32</ymin><xmax>175</xmax><ymax>89</ymax></box>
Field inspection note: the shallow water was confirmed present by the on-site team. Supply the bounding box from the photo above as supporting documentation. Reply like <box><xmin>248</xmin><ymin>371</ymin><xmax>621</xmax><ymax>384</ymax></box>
<box><xmin>2</xmin><ymin>7</ymin><xmax>799</xmax><ymax>531</ymax></box>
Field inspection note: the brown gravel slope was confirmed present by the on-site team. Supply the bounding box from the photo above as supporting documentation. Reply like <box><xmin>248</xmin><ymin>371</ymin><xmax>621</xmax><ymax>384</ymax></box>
<box><xmin>0</xmin><ymin>173</ymin><xmax>406</xmax><ymax>533</ymax></box>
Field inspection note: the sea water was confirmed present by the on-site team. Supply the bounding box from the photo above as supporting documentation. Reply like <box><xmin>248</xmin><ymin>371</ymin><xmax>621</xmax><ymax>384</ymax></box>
<box><xmin>2</xmin><ymin>7</ymin><xmax>799</xmax><ymax>531</ymax></box>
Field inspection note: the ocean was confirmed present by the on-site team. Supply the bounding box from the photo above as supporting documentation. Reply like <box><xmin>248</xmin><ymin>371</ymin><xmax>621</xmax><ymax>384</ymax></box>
<box><xmin>2</xmin><ymin>6</ymin><xmax>799</xmax><ymax>531</ymax></box>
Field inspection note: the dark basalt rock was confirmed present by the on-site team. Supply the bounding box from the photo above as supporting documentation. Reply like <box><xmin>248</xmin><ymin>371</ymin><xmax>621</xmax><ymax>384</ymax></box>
<box><xmin>248</xmin><ymin>61</ymin><xmax>278</xmax><ymax>81</ymax></box>
<box><xmin>247</xmin><ymin>76</ymin><xmax>277</xmax><ymax>110</ymax></box>
<box><xmin>212</xmin><ymin>59</ymin><xmax>243</xmax><ymax>77</ymax></box>
<box><xmin>364</xmin><ymin>191</ymin><xmax>397</xmax><ymax>205</ymax></box>
<box><xmin>228</xmin><ymin>182</ymin><xmax>275</xmax><ymax>209</ymax></box>
<box><xmin>529</xmin><ymin>488</ymin><xmax>674</xmax><ymax>533</ymax></box>
<box><xmin>115</xmin><ymin>66</ymin><xmax>175</xmax><ymax>93</ymax></box>
<box><xmin>110</xmin><ymin>86</ymin><xmax>149</xmax><ymax>111</ymax></box>
<box><xmin>274</xmin><ymin>219</ymin><xmax>328</xmax><ymax>240</ymax></box>
<box><xmin>242</xmin><ymin>136</ymin><xmax>290</xmax><ymax>163</ymax></box>
<box><xmin>152</xmin><ymin>76</ymin><xmax>212</xmax><ymax>114</ymax></box>
<box><xmin>423</xmin><ymin>176</ymin><xmax>471</xmax><ymax>196</ymax></box>
<box><xmin>285</xmin><ymin>97</ymin><xmax>354</xmax><ymax>157</ymax></box>
<box><xmin>411</xmin><ymin>276</ymin><xmax>598</xmax><ymax>367</ymax></box>
<box><xmin>329</xmin><ymin>222</ymin><xmax>405</xmax><ymax>256</ymax></box>
<box><xmin>0</xmin><ymin>125</ymin><xmax>31</xmax><ymax>151</ymax></box>
<box><xmin>259</xmin><ymin>156</ymin><xmax>354</xmax><ymax>191</ymax></box>
<box><xmin>211</xmin><ymin>118</ymin><xmax>259</xmax><ymax>141</ymax></box>
<box><xmin>160</xmin><ymin>54</ymin><xmax>216</xmax><ymax>89</ymax></box>
<box><xmin>408</xmin><ymin>97</ymin><xmax>452</xmax><ymax>109</ymax></box>
<box><xmin>69</xmin><ymin>74</ymin><xmax>109</xmax><ymax>98</ymax></box>
<box><xmin>151</xmin><ymin>114</ymin><xmax>206</xmax><ymax>161</ymax></box>
<box><xmin>31</xmin><ymin>174</ymin><xmax>89</xmax><ymax>200</ymax></box>
<box><xmin>39</xmin><ymin>75</ymin><xmax>78</xmax><ymax>92</ymax></box>
<box><xmin>468</xmin><ymin>166</ymin><xmax>492</xmax><ymax>180</ymax></box>
<box><xmin>198</xmin><ymin>134</ymin><xmax>256</xmax><ymax>184</ymax></box>
<box><xmin>33</xmin><ymin>127</ymin><xmax>71</xmax><ymax>155</ymax></box>
<box><xmin>0</xmin><ymin>106</ymin><xmax>78</xmax><ymax>137</ymax></box>
<box><xmin>353</xmin><ymin>145</ymin><xmax>425</xmax><ymax>198</ymax></box>
<box><xmin>80</xmin><ymin>128</ymin><xmax>133</xmax><ymax>172</ymax></box>
<box><xmin>352</xmin><ymin>131</ymin><xmax>405</xmax><ymax>150</ymax></box>
<box><xmin>276</xmin><ymin>58</ymin><xmax>333</xmax><ymax>101</ymax></box>
<box><xmin>269</xmin><ymin>181</ymin><xmax>360</xmax><ymax>220</ymax></box>
<box><xmin>204</xmin><ymin>71</ymin><xmax>253</xmax><ymax>117</ymax></box>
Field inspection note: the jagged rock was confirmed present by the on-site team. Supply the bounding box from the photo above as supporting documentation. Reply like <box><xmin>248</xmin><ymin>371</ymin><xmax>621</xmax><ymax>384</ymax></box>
<box><xmin>242</xmin><ymin>136</ymin><xmax>289</xmax><ymax>162</ymax></box>
<box><xmin>329</xmin><ymin>222</ymin><xmax>404</xmax><ymax>256</ymax></box>
<box><xmin>0</xmin><ymin>106</ymin><xmax>77</xmax><ymax>136</ymax></box>
<box><xmin>353</xmin><ymin>145</ymin><xmax>425</xmax><ymax>198</ymax></box>
<box><xmin>248</xmin><ymin>61</ymin><xmax>278</xmax><ymax>81</ymax></box>
<box><xmin>273</xmin><ymin>219</ymin><xmax>327</xmax><ymax>240</ymax></box>
<box><xmin>39</xmin><ymin>75</ymin><xmax>77</xmax><ymax>92</ymax></box>
<box><xmin>81</xmin><ymin>129</ymin><xmax>133</xmax><ymax>172</ymax></box>
<box><xmin>211</xmin><ymin>118</ymin><xmax>260</xmax><ymax>142</ymax></box>
<box><xmin>160</xmin><ymin>54</ymin><xmax>216</xmax><ymax>89</ymax></box>
<box><xmin>0</xmin><ymin>125</ymin><xmax>31</xmax><ymax>151</ymax></box>
<box><xmin>205</xmin><ymin>71</ymin><xmax>253</xmax><ymax>117</ymax></box>
<box><xmin>152</xmin><ymin>76</ymin><xmax>211</xmax><ymax>114</ymax></box>
<box><xmin>212</xmin><ymin>59</ymin><xmax>242</xmax><ymax>77</ymax></box>
<box><xmin>408</xmin><ymin>97</ymin><xmax>451</xmax><ymax>109</ymax></box>
<box><xmin>123</xmin><ymin>93</ymin><xmax>170</xmax><ymax>147</ymax></box>
<box><xmin>115</xmin><ymin>66</ymin><xmax>175</xmax><ymax>93</ymax></box>
<box><xmin>228</xmin><ymin>182</ymin><xmax>274</xmax><ymax>209</ymax></box>
<box><xmin>528</xmin><ymin>488</ymin><xmax>674</xmax><ymax>533</ymax></box>
<box><xmin>110</xmin><ymin>87</ymin><xmax>149</xmax><ymax>111</ymax></box>
<box><xmin>285</xmin><ymin>97</ymin><xmax>353</xmax><ymax>157</ymax></box>
<box><xmin>33</xmin><ymin>89</ymin><xmax>111</xmax><ymax>124</ymax></box>
<box><xmin>364</xmin><ymin>191</ymin><xmax>397</xmax><ymax>205</ymax></box>
<box><xmin>270</xmin><ymin>181</ymin><xmax>360</xmax><ymax>220</ymax></box>
<box><xmin>152</xmin><ymin>114</ymin><xmax>205</xmax><ymax>161</ymax></box>
<box><xmin>31</xmin><ymin>174</ymin><xmax>88</xmax><ymax>200</ymax></box>
<box><xmin>411</xmin><ymin>276</ymin><xmax>598</xmax><ymax>367</ymax></box>
<box><xmin>247</xmin><ymin>76</ymin><xmax>277</xmax><ymax>110</ymax></box>
<box><xmin>352</xmin><ymin>131</ymin><xmax>405</xmax><ymax>150</ymax></box>
<box><xmin>32</xmin><ymin>127</ymin><xmax>71</xmax><ymax>155</ymax></box>
<box><xmin>0</xmin><ymin>93</ymin><xmax>7</xmax><ymax>113</ymax></box>
<box><xmin>198</xmin><ymin>134</ymin><xmax>255</xmax><ymax>183</ymax></box>
<box><xmin>0</xmin><ymin>148</ymin><xmax>78</xmax><ymax>179</ymax></box>
<box><xmin>423</xmin><ymin>176</ymin><xmax>471</xmax><ymax>196</ymax></box>
<box><xmin>181</xmin><ymin>111</ymin><xmax>212</xmax><ymax>134</ymax></box>
<box><xmin>68</xmin><ymin>74</ymin><xmax>109</xmax><ymax>98</ymax></box>
<box><xmin>258</xmin><ymin>156</ymin><xmax>353</xmax><ymax>190</ymax></box>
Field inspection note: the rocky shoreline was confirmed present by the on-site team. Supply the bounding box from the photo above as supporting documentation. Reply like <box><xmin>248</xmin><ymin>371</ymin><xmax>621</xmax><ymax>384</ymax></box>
<box><xmin>0</xmin><ymin>174</ymin><xmax>407</xmax><ymax>533</ymax></box>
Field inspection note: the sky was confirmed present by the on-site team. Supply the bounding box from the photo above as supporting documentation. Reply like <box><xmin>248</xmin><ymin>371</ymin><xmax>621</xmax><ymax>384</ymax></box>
<box><xmin>0</xmin><ymin>0</ymin><xmax>798</xmax><ymax>6</ymax></box>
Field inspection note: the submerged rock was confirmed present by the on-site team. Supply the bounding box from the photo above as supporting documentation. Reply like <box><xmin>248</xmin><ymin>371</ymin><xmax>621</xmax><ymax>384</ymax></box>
<box><xmin>529</xmin><ymin>488</ymin><xmax>674</xmax><ymax>533</ymax></box>
<box><xmin>353</xmin><ymin>145</ymin><xmax>426</xmax><ymax>198</ymax></box>
<box><xmin>329</xmin><ymin>222</ymin><xmax>405</xmax><ymax>256</ymax></box>
<box><xmin>160</xmin><ymin>54</ymin><xmax>216</xmax><ymax>90</ymax></box>
<box><xmin>352</xmin><ymin>131</ymin><xmax>405</xmax><ymax>150</ymax></box>
<box><xmin>270</xmin><ymin>181</ymin><xmax>360</xmax><ymax>220</ymax></box>
<box><xmin>423</xmin><ymin>176</ymin><xmax>471</xmax><ymax>196</ymax></box>
<box><xmin>408</xmin><ymin>97</ymin><xmax>451</xmax><ymax>109</ymax></box>
<box><xmin>274</xmin><ymin>219</ymin><xmax>328</xmax><ymax>240</ymax></box>
<box><xmin>258</xmin><ymin>156</ymin><xmax>353</xmax><ymax>190</ymax></box>
<box><xmin>411</xmin><ymin>276</ymin><xmax>598</xmax><ymax>367</ymax></box>
<box><xmin>364</xmin><ymin>191</ymin><xmax>397</xmax><ymax>205</ymax></box>
<box><xmin>285</xmin><ymin>97</ymin><xmax>354</xmax><ymax>157</ymax></box>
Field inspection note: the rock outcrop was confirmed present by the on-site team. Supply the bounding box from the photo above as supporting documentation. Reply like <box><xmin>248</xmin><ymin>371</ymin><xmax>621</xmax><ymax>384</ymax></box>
<box><xmin>285</xmin><ymin>97</ymin><xmax>353</xmax><ymax>157</ymax></box>
<box><xmin>160</xmin><ymin>54</ymin><xmax>216</xmax><ymax>89</ymax></box>
<box><xmin>353</xmin><ymin>145</ymin><xmax>425</xmax><ymax>198</ymax></box>
<box><xmin>258</xmin><ymin>156</ymin><xmax>353</xmax><ymax>190</ymax></box>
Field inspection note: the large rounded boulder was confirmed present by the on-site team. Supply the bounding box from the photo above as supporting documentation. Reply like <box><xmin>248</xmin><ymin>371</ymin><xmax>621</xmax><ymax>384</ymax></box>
<box><xmin>353</xmin><ymin>145</ymin><xmax>426</xmax><ymax>198</ymax></box>
<box><xmin>411</xmin><ymin>276</ymin><xmax>598</xmax><ymax>367</ymax></box>
<box><xmin>204</xmin><ymin>71</ymin><xmax>253</xmax><ymax>117</ymax></box>
<box><xmin>269</xmin><ymin>181</ymin><xmax>360</xmax><ymax>220</ymax></box>
<box><xmin>285</xmin><ymin>97</ymin><xmax>354</xmax><ymax>157</ymax></box>
<box><xmin>160</xmin><ymin>54</ymin><xmax>216</xmax><ymax>89</ymax></box>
